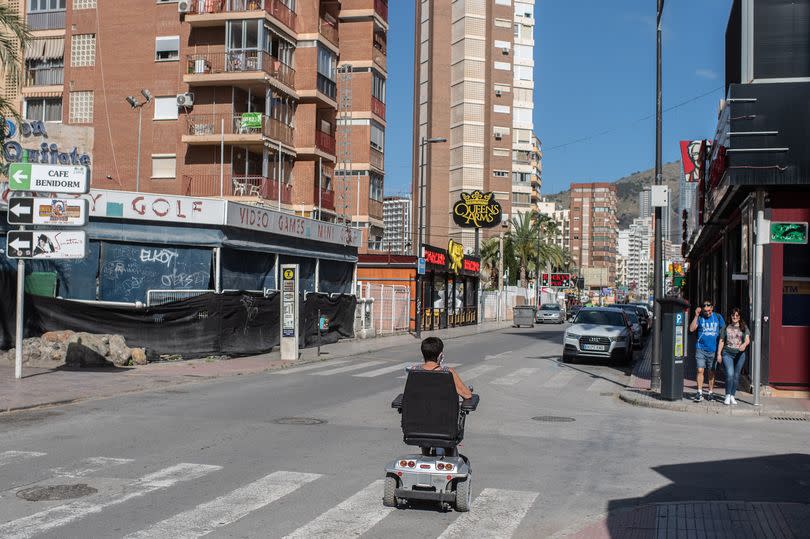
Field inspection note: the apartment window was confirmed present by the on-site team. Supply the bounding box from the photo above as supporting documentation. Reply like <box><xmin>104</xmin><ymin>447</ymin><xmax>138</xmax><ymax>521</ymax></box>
<box><xmin>370</xmin><ymin>121</ymin><xmax>385</xmax><ymax>151</ymax></box>
<box><xmin>512</xmin><ymin>172</ymin><xmax>530</xmax><ymax>183</ymax></box>
<box><xmin>370</xmin><ymin>173</ymin><xmax>384</xmax><ymax>201</ymax></box>
<box><xmin>494</xmin><ymin>18</ymin><xmax>511</xmax><ymax>28</ymax></box>
<box><xmin>514</xmin><ymin>44</ymin><xmax>532</xmax><ymax>61</ymax></box>
<box><xmin>493</xmin><ymin>104</ymin><xmax>510</xmax><ymax>114</ymax></box>
<box><xmin>28</xmin><ymin>0</ymin><xmax>65</xmax><ymax>11</ymax></box>
<box><xmin>154</xmin><ymin>96</ymin><xmax>178</xmax><ymax>120</ymax></box>
<box><xmin>514</xmin><ymin>107</ymin><xmax>532</xmax><ymax>124</ymax></box>
<box><xmin>155</xmin><ymin>36</ymin><xmax>179</xmax><ymax>61</ymax></box>
<box><xmin>515</xmin><ymin>2</ymin><xmax>533</xmax><ymax>17</ymax></box>
<box><xmin>515</xmin><ymin>65</ymin><xmax>532</xmax><ymax>81</ymax></box>
<box><xmin>151</xmin><ymin>155</ymin><xmax>176</xmax><ymax>179</ymax></box>
<box><xmin>512</xmin><ymin>193</ymin><xmax>530</xmax><ymax>204</ymax></box>
<box><xmin>317</xmin><ymin>45</ymin><xmax>337</xmax><ymax>99</ymax></box>
<box><xmin>493</xmin><ymin>148</ymin><xmax>510</xmax><ymax>157</ymax></box>
<box><xmin>513</xmin><ymin>23</ymin><xmax>521</xmax><ymax>38</ymax></box>
<box><xmin>495</xmin><ymin>0</ymin><xmax>511</xmax><ymax>4</ymax></box>
<box><xmin>73</xmin><ymin>0</ymin><xmax>96</xmax><ymax>8</ymax></box>
<box><xmin>494</xmin><ymin>170</ymin><xmax>508</xmax><ymax>177</ymax></box>
<box><xmin>494</xmin><ymin>84</ymin><xmax>510</xmax><ymax>95</ymax></box>
<box><xmin>494</xmin><ymin>61</ymin><xmax>511</xmax><ymax>71</ymax></box>
<box><xmin>71</xmin><ymin>34</ymin><xmax>95</xmax><ymax>67</ymax></box>
<box><xmin>24</xmin><ymin>97</ymin><xmax>61</xmax><ymax>122</ymax></box>
<box><xmin>68</xmin><ymin>91</ymin><xmax>93</xmax><ymax>123</ymax></box>
<box><xmin>372</xmin><ymin>71</ymin><xmax>386</xmax><ymax>103</ymax></box>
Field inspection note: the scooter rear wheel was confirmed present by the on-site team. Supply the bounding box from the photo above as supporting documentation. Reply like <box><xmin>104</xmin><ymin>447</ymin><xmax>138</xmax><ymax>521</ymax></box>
<box><xmin>454</xmin><ymin>476</ymin><xmax>471</xmax><ymax>512</ymax></box>
<box><xmin>383</xmin><ymin>476</ymin><xmax>398</xmax><ymax>507</ymax></box>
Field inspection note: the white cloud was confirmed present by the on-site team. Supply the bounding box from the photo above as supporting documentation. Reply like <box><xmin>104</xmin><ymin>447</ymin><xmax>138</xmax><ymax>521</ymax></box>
<box><xmin>695</xmin><ymin>68</ymin><xmax>718</xmax><ymax>80</ymax></box>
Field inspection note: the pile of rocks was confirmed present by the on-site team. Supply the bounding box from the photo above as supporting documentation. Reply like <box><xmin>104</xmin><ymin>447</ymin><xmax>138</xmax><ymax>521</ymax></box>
<box><xmin>0</xmin><ymin>331</ymin><xmax>149</xmax><ymax>369</ymax></box>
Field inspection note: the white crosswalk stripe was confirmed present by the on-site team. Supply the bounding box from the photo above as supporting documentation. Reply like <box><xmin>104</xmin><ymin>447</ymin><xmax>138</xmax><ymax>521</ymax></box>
<box><xmin>52</xmin><ymin>457</ymin><xmax>134</xmax><ymax>478</ymax></box>
<box><xmin>274</xmin><ymin>359</ymin><xmax>351</xmax><ymax>375</ymax></box>
<box><xmin>586</xmin><ymin>378</ymin><xmax>619</xmax><ymax>392</ymax></box>
<box><xmin>353</xmin><ymin>362</ymin><xmax>412</xmax><ymax>378</ymax></box>
<box><xmin>438</xmin><ymin>488</ymin><xmax>539</xmax><ymax>538</ymax></box>
<box><xmin>311</xmin><ymin>360</ymin><xmax>386</xmax><ymax>376</ymax></box>
<box><xmin>0</xmin><ymin>451</ymin><xmax>46</xmax><ymax>468</ymax></box>
<box><xmin>283</xmin><ymin>480</ymin><xmax>393</xmax><ymax>538</ymax></box>
<box><xmin>491</xmin><ymin>368</ymin><xmax>539</xmax><ymax>386</ymax></box>
<box><xmin>397</xmin><ymin>363</ymin><xmax>461</xmax><ymax>379</ymax></box>
<box><xmin>457</xmin><ymin>364</ymin><xmax>498</xmax><ymax>381</ymax></box>
<box><xmin>0</xmin><ymin>462</ymin><xmax>222</xmax><ymax>539</ymax></box>
<box><xmin>543</xmin><ymin>370</ymin><xmax>577</xmax><ymax>388</ymax></box>
<box><xmin>125</xmin><ymin>471</ymin><xmax>321</xmax><ymax>539</ymax></box>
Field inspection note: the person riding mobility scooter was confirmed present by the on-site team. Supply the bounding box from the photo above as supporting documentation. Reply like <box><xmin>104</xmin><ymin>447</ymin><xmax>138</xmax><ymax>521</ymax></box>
<box><xmin>385</xmin><ymin>338</ymin><xmax>480</xmax><ymax>512</ymax></box>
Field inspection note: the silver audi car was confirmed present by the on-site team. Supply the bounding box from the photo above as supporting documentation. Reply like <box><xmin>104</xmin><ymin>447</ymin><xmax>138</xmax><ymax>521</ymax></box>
<box><xmin>536</xmin><ymin>303</ymin><xmax>564</xmax><ymax>324</ymax></box>
<box><xmin>562</xmin><ymin>307</ymin><xmax>633</xmax><ymax>364</ymax></box>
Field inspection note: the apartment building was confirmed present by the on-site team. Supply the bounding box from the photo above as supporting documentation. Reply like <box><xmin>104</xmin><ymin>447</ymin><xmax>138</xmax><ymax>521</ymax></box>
<box><xmin>510</xmin><ymin>1</ymin><xmax>535</xmax><ymax>218</ymax></box>
<box><xmin>382</xmin><ymin>195</ymin><xmax>411</xmax><ymax>254</ymax></box>
<box><xmin>529</xmin><ymin>131</ymin><xmax>542</xmax><ymax>208</ymax></box>
<box><xmin>11</xmin><ymin>0</ymin><xmax>387</xmax><ymax>252</ymax></box>
<box><xmin>569</xmin><ymin>182</ymin><xmax>618</xmax><ymax>283</ymax></box>
<box><xmin>536</xmin><ymin>198</ymin><xmax>569</xmax><ymax>253</ymax></box>
<box><xmin>413</xmin><ymin>0</ymin><xmax>533</xmax><ymax>251</ymax></box>
<box><xmin>627</xmin><ymin>216</ymin><xmax>652</xmax><ymax>299</ymax></box>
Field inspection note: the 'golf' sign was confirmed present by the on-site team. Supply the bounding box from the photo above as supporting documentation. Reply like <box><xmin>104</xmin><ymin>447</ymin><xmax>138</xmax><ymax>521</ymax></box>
<box><xmin>8</xmin><ymin>163</ymin><xmax>90</xmax><ymax>194</ymax></box>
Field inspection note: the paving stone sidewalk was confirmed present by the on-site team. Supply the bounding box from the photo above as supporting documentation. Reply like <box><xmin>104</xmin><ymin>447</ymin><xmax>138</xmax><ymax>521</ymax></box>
<box><xmin>1</xmin><ymin>320</ymin><xmax>511</xmax><ymax>413</ymax></box>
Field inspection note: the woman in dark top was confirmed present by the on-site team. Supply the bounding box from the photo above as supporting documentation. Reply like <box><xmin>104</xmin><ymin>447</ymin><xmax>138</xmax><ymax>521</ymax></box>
<box><xmin>717</xmin><ymin>308</ymin><xmax>751</xmax><ymax>405</ymax></box>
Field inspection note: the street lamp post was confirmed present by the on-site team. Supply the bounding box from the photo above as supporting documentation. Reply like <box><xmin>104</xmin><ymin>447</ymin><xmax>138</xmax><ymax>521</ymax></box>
<box><xmin>125</xmin><ymin>89</ymin><xmax>152</xmax><ymax>192</ymax></box>
<box><xmin>651</xmin><ymin>0</ymin><xmax>664</xmax><ymax>392</ymax></box>
<box><xmin>415</xmin><ymin>136</ymin><xmax>447</xmax><ymax>339</ymax></box>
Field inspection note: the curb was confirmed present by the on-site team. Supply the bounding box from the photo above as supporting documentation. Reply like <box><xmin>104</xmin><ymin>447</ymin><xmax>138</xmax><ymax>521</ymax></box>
<box><xmin>618</xmin><ymin>388</ymin><xmax>810</xmax><ymax>418</ymax></box>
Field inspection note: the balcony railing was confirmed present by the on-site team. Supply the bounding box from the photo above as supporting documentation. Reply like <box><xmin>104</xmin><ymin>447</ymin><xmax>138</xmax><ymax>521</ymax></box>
<box><xmin>182</xmin><ymin>173</ymin><xmax>293</xmax><ymax>203</ymax></box>
<box><xmin>371</xmin><ymin>97</ymin><xmax>385</xmax><ymax>120</ymax></box>
<box><xmin>26</xmin><ymin>10</ymin><xmax>65</xmax><ymax>30</ymax></box>
<box><xmin>374</xmin><ymin>0</ymin><xmax>388</xmax><ymax>22</ymax></box>
<box><xmin>317</xmin><ymin>74</ymin><xmax>337</xmax><ymax>100</ymax></box>
<box><xmin>368</xmin><ymin>199</ymin><xmax>383</xmax><ymax>220</ymax></box>
<box><xmin>189</xmin><ymin>0</ymin><xmax>296</xmax><ymax>31</ymax></box>
<box><xmin>185</xmin><ymin>113</ymin><xmax>294</xmax><ymax>146</ymax></box>
<box><xmin>372</xmin><ymin>46</ymin><xmax>386</xmax><ymax>71</ymax></box>
<box><xmin>315</xmin><ymin>130</ymin><xmax>336</xmax><ymax>155</ymax></box>
<box><xmin>319</xmin><ymin>18</ymin><xmax>339</xmax><ymax>46</ymax></box>
<box><xmin>370</xmin><ymin>147</ymin><xmax>384</xmax><ymax>170</ymax></box>
<box><xmin>186</xmin><ymin>50</ymin><xmax>295</xmax><ymax>89</ymax></box>
<box><xmin>24</xmin><ymin>66</ymin><xmax>64</xmax><ymax>86</ymax></box>
<box><xmin>315</xmin><ymin>186</ymin><xmax>335</xmax><ymax>210</ymax></box>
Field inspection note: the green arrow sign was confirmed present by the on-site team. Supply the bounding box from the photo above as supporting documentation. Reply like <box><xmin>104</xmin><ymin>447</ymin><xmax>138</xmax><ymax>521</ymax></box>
<box><xmin>770</xmin><ymin>222</ymin><xmax>808</xmax><ymax>244</ymax></box>
<box><xmin>8</xmin><ymin>163</ymin><xmax>32</xmax><ymax>190</ymax></box>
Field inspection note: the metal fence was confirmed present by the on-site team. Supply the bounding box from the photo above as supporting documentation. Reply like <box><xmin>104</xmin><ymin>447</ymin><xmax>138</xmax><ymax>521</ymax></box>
<box><xmin>479</xmin><ymin>287</ymin><xmax>531</xmax><ymax>322</ymax></box>
<box><xmin>358</xmin><ymin>283</ymin><xmax>411</xmax><ymax>334</ymax></box>
<box><xmin>146</xmin><ymin>289</ymin><xmax>215</xmax><ymax>307</ymax></box>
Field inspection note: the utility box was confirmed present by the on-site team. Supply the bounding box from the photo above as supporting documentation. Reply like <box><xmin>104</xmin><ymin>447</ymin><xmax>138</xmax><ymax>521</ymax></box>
<box><xmin>657</xmin><ymin>297</ymin><xmax>690</xmax><ymax>400</ymax></box>
<box><xmin>651</xmin><ymin>185</ymin><xmax>669</xmax><ymax>207</ymax></box>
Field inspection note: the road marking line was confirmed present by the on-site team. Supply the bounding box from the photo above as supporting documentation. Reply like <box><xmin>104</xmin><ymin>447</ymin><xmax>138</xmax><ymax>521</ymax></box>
<box><xmin>543</xmin><ymin>370</ymin><xmax>577</xmax><ymax>388</ymax></box>
<box><xmin>586</xmin><ymin>378</ymin><xmax>617</xmax><ymax>392</ymax></box>
<box><xmin>491</xmin><ymin>368</ymin><xmax>539</xmax><ymax>386</ymax></box>
<box><xmin>353</xmin><ymin>362</ymin><xmax>412</xmax><ymax>378</ymax></box>
<box><xmin>52</xmin><ymin>457</ymin><xmax>134</xmax><ymax>477</ymax></box>
<box><xmin>484</xmin><ymin>351</ymin><xmax>513</xmax><ymax>360</ymax></box>
<box><xmin>457</xmin><ymin>364</ymin><xmax>498</xmax><ymax>381</ymax></box>
<box><xmin>0</xmin><ymin>462</ymin><xmax>222</xmax><ymax>539</ymax></box>
<box><xmin>125</xmin><ymin>471</ymin><xmax>321</xmax><ymax>539</ymax></box>
<box><xmin>0</xmin><ymin>451</ymin><xmax>46</xmax><ymax>467</ymax></box>
<box><xmin>438</xmin><ymin>488</ymin><xmax>538</xmax><ymax>539</ymax></box>
<box><xmin>274</xmin><ymin>360</ymin><xmax>351</xmax><ymax>375</ymax></box>
<box><xmin>396</xmin><ymin>363</ymin><xmax>461</xmax><ymax>379</ymax></box>
<box><xmin>311</xmin><ymin>361</ymin><xmax>385</xmax><ymax>376</ymax></box>
<box><xmin>283</xmin><ymin>480</ymin><xmax>392</xmax><ymax>539</ymax></box>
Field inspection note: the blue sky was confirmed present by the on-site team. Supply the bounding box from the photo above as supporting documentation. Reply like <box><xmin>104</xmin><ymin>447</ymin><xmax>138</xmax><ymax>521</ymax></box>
<box><xmin>383</xmin><ymin>0</ymin><xmax>733</xmax><ymax>196</ymax></box>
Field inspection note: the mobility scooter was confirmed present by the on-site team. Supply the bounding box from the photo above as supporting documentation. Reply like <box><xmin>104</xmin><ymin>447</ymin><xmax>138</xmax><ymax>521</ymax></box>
<box><xmin>385</xmin><ymin>368</ymin><xmax>480</xmax><ymax>511</ymax></box>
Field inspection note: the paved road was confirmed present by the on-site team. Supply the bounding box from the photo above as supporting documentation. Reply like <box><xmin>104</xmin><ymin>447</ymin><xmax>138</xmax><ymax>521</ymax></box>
<box><xmin>1</xmin><ymin>325</ymin><xmax>808</xmax><ymax>538</ymax></box>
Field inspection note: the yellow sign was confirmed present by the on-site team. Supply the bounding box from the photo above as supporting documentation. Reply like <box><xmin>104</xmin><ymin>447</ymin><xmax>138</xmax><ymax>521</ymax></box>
<box><xmin>283</xmin><ymin>269</ymin><xmax>294</xmax><ymax>280</ymax></box>
<box><xmin>448</xmin><ymin>240</ymin><xmax>464</xmax><ymax>273</ymax></box>
<box><xmin>452</xmin><ymin>190</ymin><xmax>502</xmax><ymax>228</ymax></box>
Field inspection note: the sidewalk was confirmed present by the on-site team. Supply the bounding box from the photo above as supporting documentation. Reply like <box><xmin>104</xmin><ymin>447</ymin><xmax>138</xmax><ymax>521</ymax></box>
<box><xmin>0</xmin><ymin>320</ymin><xmax>512</xmax><ymax>413</ymax></box>
<box><xmin>558</xmin><ymin>500</ymin><xmax>810</xmax><ymax>538</ymax></box>
<box><xmin>619</xmin><ymin>337</ymin><xmax>810</xmax><ymax>417</ymax></box>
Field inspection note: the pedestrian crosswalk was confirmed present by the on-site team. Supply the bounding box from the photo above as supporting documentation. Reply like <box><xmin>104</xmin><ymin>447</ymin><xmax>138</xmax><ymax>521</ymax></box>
<box><xmin>0</xmin><ymin>450</ymin><xmax>543</xmax><ymax>538</ymax></box>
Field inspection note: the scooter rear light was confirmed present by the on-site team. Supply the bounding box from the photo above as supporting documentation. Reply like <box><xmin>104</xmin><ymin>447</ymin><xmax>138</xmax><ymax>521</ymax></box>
<box><xmin>446</xmin><ymin>475</ymin><xmax>452</xmax><ymax>480</ymax></box>
<box><xmin>444</xmin><ymin>464</ymin><xmax>454</xmax><ymax>471</ymax></box>
<box><xmin>408</xmin><ymin>461</ymin><xmax>415</xmax><ymax>468</ymax></box>
<box><xmin>420</xmin><ymin>464</ymin><xmax>430</xmax><ymax>469</ymax></box>
<box><xmin>397</xmin><ymin>471</ymin><xmax>403</xmax><ymax>477</ymax></box>
<box><xmin>399</xmin><ymin>460</ymin><xmax>408</xmax><ymax>467</ymax></box>
<box><xmin>436</xmin><ymin>463</ymin><xmax>445</xmax><ymax>470</ymax></box>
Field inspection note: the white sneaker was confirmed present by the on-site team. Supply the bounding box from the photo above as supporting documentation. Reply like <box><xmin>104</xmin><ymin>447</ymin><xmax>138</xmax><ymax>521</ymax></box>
<box><xmin>730</xmin><ymin>396</ymin><xmax>738</xmax><ymax>405</ymax></box>
<box><xmin>724</xmin><ymin>395</ymin><xmax>731</xmax><ymax>405</ymax></box>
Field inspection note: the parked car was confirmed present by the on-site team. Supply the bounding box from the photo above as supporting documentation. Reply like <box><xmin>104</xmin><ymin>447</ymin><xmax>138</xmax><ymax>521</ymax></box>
<box><xmin>566</xmin><ymin>305</ymin><xmax>582</xmax><ymax>322</ymax></box>
<box><xmin>562</xmin><ymin>307</ymin><xmax>633</xmax><ymax>364</ymax></box>
<box><xmin>536</xmin><ymin>303</ymin><xmax>564</xmax><ymax>324</ymax></box>
<box><xmin>617</xmin><ymin>304</ymin><xmax>648</xmax><ymax>338</ymax></box>
<box><xmin>622</xmin><ymin>309</ymin><xmax>643</xmax><ymax>347</ymax></box>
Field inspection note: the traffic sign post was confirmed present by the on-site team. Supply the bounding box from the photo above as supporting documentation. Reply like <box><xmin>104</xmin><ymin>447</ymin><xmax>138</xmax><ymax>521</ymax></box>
<box><xmin>8</xmin><ymin>163</ymin><xmax>90</xmax><ymax>194</ymax></box>
<box><xmin>7</xmin><ymin>197</ymin><xmax>88</xmax><ymax>226</ymax></box>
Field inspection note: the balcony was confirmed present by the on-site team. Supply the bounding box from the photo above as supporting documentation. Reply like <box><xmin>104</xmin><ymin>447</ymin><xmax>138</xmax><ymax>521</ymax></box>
<box><xmin>24</xmin><ymin>66</ymin><xmax>64</xmax><ymax>86</ymax></box>
<box><xmin>315</xmin><ymin>130</ymin><xmax>336</xmax><ymax>155</ymax></box>
<box><xmin>183</xmin><ymin>113</ymin><xmax>294</xmax><ymax>147</ymax></box>
<box><xmin>370</xmin><ymin>147</ymin><xmax>384</xmax><ymax>171</ymax></box>
<box><xmin>371</xmin><ymin>97</ymin><xmax>385</xmax><ymax>120</ymax></box>
<box><xmin>319</xmin><ymin>18</ymin><xmax>339</xmax><ymax>46</ymax></box>
<box><xmin>368</xmin><ymin>199</ymin><xmax>383</xmax><ymax>220</ymax></box>
<box><xmin>185</xmin><ymin>50</ymin><xmax>295</xmax><ymax>91</ymax></box>
<box><xmin>374</xmin><ymin>0</ymin><xmax>388</xmax><ymax>22</ymax></box>
<box><xmin>372</xmin><ymin>45</ymin><xmax>386</xmax><ymax>71</ymax></box>
<box><xmin>182</xmin><ymin>173</ymin><xmax>293</xmax><ymax>203</ymax></box>
<box><xmin>27</xmin><ymin>11</ymin><xmax>65</xmax><ymax>31</ymax></box>
<box><xmin>186</xmin><ymin>0</ymin><xmax>296</xmax><ymax>33</ymax></box>
<box><xmin>315</xmin><ymin>186</ymin><xmax>335</xmax><ymax>211</ymax></box>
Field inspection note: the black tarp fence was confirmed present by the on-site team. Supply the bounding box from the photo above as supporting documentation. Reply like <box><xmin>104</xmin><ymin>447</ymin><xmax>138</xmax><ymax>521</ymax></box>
<box><xmin>301</xmin><ymin>293</ymin><xmax>357</xmax><ymax>347</ymax></box>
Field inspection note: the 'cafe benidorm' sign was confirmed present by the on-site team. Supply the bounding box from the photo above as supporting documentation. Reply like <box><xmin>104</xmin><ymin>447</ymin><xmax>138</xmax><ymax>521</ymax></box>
<box><xmin>452</xmin><ymin>190</ymin><xmax>502</xmax><ymax>228</ymax></box>
<box><xmin>2</xmin><ymin>119</ymin><xmax>91</xmax><ymax>167</ymax></box>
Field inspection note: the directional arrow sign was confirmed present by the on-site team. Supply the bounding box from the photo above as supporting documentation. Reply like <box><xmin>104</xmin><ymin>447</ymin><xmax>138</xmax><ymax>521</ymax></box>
<box><xmin>7</xmin><ymin>163</ymin><xmax>89</xmax><ymax>194</ymax></box>
<box><xmin>5</xmin><ymin>230</ymin><xmax>87</xmax><ymax>260</ymax></box>
<box><xmin>7</xmin><ymin>197</ymin><xmax>88</xmax><ymax>226</ymax></box>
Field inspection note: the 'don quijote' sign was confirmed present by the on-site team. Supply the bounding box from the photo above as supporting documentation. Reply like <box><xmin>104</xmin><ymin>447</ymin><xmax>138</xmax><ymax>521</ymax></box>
<box><xmin>452</xmin><ymin>190</ymin><xmax>502</xmax><ymax>228</ymax></box>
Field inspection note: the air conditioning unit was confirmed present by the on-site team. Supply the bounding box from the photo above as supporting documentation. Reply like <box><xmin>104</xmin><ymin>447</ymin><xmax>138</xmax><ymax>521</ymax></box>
<box><xmin>495</xmin><ymin>89</ymin><xmax>502</xmax><ymax>97</ymax></box>
<box><xmin>178</xmin><ymin>0</ymin><xmax>193</xmax><ymax>14</ymax></box>
<box><xmin>502</xmin><ymin>47</ymin><xmax>510</xmax><ymax>55</ymax></box>
<box><xmin>176</xmin><ymin>92</ymin><xmax>194</xmax><ymax>107</ymax></box>
<box><xmin>494</xmin><ymin>131</ymin><xmax>504</xmax><ymax>140</ymax></box>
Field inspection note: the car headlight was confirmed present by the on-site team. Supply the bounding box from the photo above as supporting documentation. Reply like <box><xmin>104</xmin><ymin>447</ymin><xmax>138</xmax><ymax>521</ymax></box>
<box><xmin>566</xmin><ymin>332</ymin><xmax>581</xmax><ymax>339</ymax></box>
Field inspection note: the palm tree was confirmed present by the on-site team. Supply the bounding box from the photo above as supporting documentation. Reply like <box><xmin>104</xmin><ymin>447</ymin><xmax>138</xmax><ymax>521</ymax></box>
<box><xmin>506</xmin><ymin>211</ymin><xmax>537</xmax><ymax>288</ymax></box>
<box><xmin>0</xmin><ymin>4</ymin><xmax>30</xmax><ymax>141</ymax></box>
<box><xmin>480</xmin><ymin>237</ymin><xmax>501</xmax><ymax>289</ymax></box>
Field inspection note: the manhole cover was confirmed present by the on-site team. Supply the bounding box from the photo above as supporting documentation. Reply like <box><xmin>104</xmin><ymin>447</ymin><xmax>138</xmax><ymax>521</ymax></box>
<box><xmin>273</xmin><ymin>417</ymin><xmax>327</xmax><ymax>425</ymax></box>
<box><xmin>532</xmin><ymin>416</ymin><xmax>576</xmax><ymax>423</ymax></box>
<box><xmin>17</xmin><ymin>484</ymin><xmax>97</xmax><ymax>501</ymax></box>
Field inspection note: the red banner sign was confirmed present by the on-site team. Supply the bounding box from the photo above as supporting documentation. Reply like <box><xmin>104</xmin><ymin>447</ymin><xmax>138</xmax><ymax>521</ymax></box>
<box><xmin>423</xmin><ymin>248</ymin><xmax>446</xmax><ymax>267</ymax></box>
<box><xmin>463</xmin><ymin>258</ymin><xmax>481</xmax><ymax>273</ymax></box>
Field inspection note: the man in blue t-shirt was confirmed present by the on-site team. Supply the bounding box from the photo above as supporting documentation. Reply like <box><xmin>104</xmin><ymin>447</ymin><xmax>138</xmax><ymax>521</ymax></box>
<box><xmin>689</xmin><ymin>299</ymin><xmax>725</xmax><ymax>402</ymax></box>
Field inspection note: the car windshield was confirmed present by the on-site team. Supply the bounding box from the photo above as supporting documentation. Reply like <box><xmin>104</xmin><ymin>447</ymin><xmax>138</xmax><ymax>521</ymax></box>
<box><xmin>635</xmin><ymin>307</ymin><xmax>647</xmax><ymax>317</ymax></box>
<box><xmin>574</xmin><ymin>310</ymin><xmax>626</xmax><ymax>327</ymax></box>
<box><xmin>625</xmin><ymin>311</ymin><xmax>639</xmax><ymax>323</ymax></box>
<box><xmin>541</xmin><ymin>304</ymin><xmax>559</xmax><ymax>310</ymax></box>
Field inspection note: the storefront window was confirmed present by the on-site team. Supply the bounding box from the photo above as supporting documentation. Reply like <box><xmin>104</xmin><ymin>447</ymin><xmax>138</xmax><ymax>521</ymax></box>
<box><xmin>782</xmin><ymin>243</ymin><xmax>810</xmax><ymax>326</ymax></box>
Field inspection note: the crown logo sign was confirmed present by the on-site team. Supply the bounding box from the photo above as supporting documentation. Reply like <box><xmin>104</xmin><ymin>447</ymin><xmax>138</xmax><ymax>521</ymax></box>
<box><xmin>460</xmin><ymin>190</ymin><xmax>492</xmax><ymax>206</ymax></box>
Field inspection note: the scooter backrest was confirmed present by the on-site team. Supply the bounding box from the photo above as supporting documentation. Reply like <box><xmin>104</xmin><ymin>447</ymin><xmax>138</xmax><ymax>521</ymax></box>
<box><xmin>401</xmin><ymin>370</ymin><xmax>460</xmax><ymax>440</ymax></box>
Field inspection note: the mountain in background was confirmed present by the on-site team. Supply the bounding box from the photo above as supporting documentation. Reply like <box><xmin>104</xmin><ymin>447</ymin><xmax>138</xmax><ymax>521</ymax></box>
<box><xmin>543</xmin><ymin>161</ymin><xmax>683</xmax><ymax>234</ymax></box>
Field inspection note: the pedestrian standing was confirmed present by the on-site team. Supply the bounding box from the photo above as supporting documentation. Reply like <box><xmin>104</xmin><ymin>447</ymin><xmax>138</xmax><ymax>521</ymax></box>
<box><xmin>717</xmin><ymin>308</ymin><xmax>751</xmax><ymax>405</ymax></box>
<box><xmin>689</xmin><ymin>299</ymin><xmax>725</xmax><ymax>402</ymax></box>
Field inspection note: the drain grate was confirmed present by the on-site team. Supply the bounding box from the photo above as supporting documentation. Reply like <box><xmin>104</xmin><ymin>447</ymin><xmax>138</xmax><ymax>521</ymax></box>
<box><xmin>272</xmin><ymin>417</ymin><xmax>327</xmax><ymax>425</ymax></box>
<box><xmin>17</xmin><ymin>484</ymin><xmax>97</xmax><ymax>502</ymax></box>
<box><xmin>532</xmin><ymin>416</ymin><xmax>575</xmax><ymax>423</ymax></box>
<box><xmin>770</xmin><ymin>416</ymin><xmax>808</xmax><ymax>421</ymax></box>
